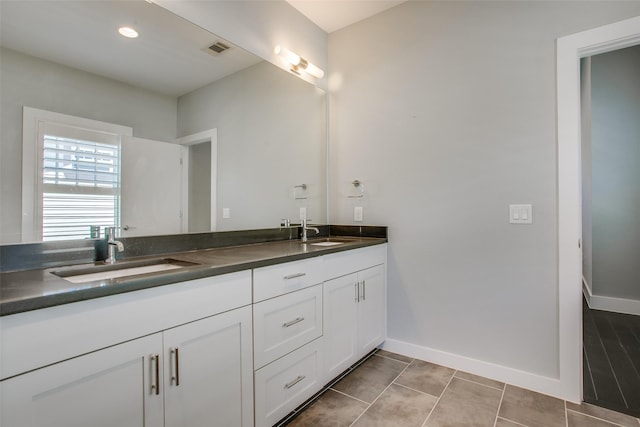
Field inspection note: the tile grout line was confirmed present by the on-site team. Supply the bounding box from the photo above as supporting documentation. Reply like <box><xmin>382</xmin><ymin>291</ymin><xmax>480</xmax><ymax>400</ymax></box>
<box><xmin>392</xmin><ymin>381</ymin><xmax>440</xmax><ymax>399</ymax></box>
<box><xmin>328</xmin><ymin>387</ymin><xmax>370</xmax><ymax>405</ymax></box>
<box><xmin>420</xmin><ymin>369</ymin><xmax>457</xmax><ymax>427</ymax></box>
<box><xmin>496</xmin><ymin>417</ymin><xmax>528</xmax><ymax>427</ymax></box>
<box><xmin>601</xmin><ymin>316</ymin><xmax>629</xmax><ymax>408</ymax></box>
<box><xmin>347</xmin><ymin>356</ymin><xmax>413</xmax><ymax>427</ymax></box>
<box><xmin>583</xmin><ymin>345</ymin><xmax>599</xmax><ymax>401</ymax></box>
<box><xmin>453</xmin><ymin>374</ymin><xmax>505</xmax><ymax>392</ymax></box>
<box><xmin>566</xmin><ymin>408</ymin><xmax>640</xmax><ymax>427</ymax></box>
<box><xmin>492</xmin><ymin>383</ymin><xmax>508</xmax><ymax>427</ymax></box>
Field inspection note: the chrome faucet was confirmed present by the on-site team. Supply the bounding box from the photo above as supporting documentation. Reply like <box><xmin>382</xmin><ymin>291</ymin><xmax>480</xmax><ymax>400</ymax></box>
<box><xmin>301</xmin><ymin>218</ymin><xmax>319</xmax><ymax>242</ymax></box>
<box><xmin>105</xmin><ymin>227</ymin><xmax>124</xmax><ymax>264</ymax></box>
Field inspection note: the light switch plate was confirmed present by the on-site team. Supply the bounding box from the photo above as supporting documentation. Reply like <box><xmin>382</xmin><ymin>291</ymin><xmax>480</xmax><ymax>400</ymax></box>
<box><xmin>222</xmin><ymin>208</ymin><xmax>230</xmax><ymax>219</ymax></box>
<box><xmin>509</xmin><ymin>204</ymin><xmax>532</xmax><ymax>224</ymax></box>
<box><xmin>354</xmin><ymin>206</ymin><xmax>363</xmax><ymax>222</ymax></box>
<box><xmin>299</xmin><ymin>207</ymin><xmax>307</xmax><ymax>220</ymax></box>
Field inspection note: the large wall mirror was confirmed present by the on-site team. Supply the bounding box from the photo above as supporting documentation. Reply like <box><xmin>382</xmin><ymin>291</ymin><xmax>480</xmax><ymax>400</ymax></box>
<box><xmin>0</xmin><ymin>0</ymin><xmax>327</xmax><ymax>245</ymax></box>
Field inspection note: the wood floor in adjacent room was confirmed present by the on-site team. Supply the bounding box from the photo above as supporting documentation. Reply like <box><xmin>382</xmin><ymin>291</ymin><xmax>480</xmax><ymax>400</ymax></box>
<box><xmin>583</xmin><ymin>298</ymin><xmax>640</xmax><ymax>419</ymax></box>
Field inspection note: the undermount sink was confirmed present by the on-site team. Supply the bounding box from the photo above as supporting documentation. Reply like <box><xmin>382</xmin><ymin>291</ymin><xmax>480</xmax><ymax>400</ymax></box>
<box><xmin>53</xmin><ymin>258</ymin><xmax>200</xmax><ymax>284</ymax></box>
<box><xmin>310</xmin><ymin>241</ymin><xmax>345</xmax><ymax>247</ymax></box>
<box><xmin>306</xmin><ymin>238</ymin><xmax>354</xmax><ymax>247</ymax></box>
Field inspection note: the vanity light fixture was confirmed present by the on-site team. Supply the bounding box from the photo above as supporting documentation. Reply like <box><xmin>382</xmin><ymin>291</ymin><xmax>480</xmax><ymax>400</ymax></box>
<box><xmin>118</xmin><ymin>26</ymin><xmax>139</xmax><ymax>39</ymax></box>
<box><xmin>274</xmin><ymin>45</ymin><xmax>324</xmax><ymax>79</ymax></box>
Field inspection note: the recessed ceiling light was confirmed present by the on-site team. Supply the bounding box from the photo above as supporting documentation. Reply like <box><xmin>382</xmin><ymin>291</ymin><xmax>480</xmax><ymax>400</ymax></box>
<box><xmin>118</xmin><ymin>26</ymin><xmax>139</xmax><ymax>39</ymax></box>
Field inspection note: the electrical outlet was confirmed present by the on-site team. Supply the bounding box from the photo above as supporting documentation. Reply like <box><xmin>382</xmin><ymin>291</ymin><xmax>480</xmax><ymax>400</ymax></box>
<box><xmin>299</xmin><ymin>207</ymin><xmax>307</xmax><ymax>220</ymax></box>
<box><xmin>222</xmin><ymin>208</ymin><xmax>230</xmax><ymax>219</ymax></box>
<box><xmin>354</xmin><ymin>206</ymin><xmax>363</xmax><ymax>222</ymax></box>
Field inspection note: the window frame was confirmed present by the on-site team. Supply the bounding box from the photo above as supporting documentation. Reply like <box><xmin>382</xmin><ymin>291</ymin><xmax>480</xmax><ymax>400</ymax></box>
<box><xmin>21</xmin><ymin>107</ymin><xmax>133</xmax><ymax>242</ymax></box>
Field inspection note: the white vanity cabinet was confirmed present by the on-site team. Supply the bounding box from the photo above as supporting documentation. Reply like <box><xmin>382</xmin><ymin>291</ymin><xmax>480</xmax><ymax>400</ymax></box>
<box><xmin>0</xmin><ymin>271</ymin><xmax>253</xmax><ymax>427</ymax></box>
<box><xmin>322</xmin><ymin>246</ymin><xmax>386</xmax><ymax>382</ymax></box>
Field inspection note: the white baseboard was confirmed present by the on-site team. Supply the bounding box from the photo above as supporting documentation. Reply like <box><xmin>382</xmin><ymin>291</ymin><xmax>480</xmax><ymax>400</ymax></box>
<box><xmin>582</xmin><ymin>275</ymin><xmax>640</xmax><ymax>315</ymax></box>
<box><xmin>582</xmin><ymin>276</ymin><xmax>592</xmax><ymax>306</ymax></box>
<box><xmin>381</xmin><ymin>338</ymin><xmax>577</xmax><ymax>402</ymax></box>
<box><xmin>587</xmin><ymin>295</ymin><xmax>640</xmax><ymax>316</ymax></box>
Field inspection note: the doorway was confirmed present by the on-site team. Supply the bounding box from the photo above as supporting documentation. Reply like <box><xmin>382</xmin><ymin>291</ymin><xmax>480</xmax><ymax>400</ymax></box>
<box><xmin>556</xmin><ymin>15</ymin><xmax>640</xmax><ymax>406</ymax></box>
<box><xmin>580</xmin><ymin>45</ymin><xmax>640</xmax><ymax>418</ymax></box>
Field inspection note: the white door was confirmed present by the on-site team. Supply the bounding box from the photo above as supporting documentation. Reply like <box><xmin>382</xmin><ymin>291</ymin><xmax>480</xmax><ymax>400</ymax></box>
<box><xmin>357</xmin><ymin>265</ymin><xmax>386</xmax><ymax>354</ymax></box>
<box><xmin>120</xmin><ymin>136</ymin><xmax>182</xmax><ymax>236</ymax></box>
<box><xmin>1</xmin><ymin>334</ymin><xmax>164</xmax><ymax>427</ymax></box>
<box><xmin>163</xmin><ymin>306</ymin><xmax>254</xmax><ymax>427</ymax></box>
<box><xmin>323</xmin><ymin>273</ymin><xmax>359</xmax><ymax>382</ymax></box>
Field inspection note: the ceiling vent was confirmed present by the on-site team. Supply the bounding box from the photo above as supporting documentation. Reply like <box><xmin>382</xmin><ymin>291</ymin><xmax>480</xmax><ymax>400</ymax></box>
<box><xmin>207</xmin><ymin>41</ymin><xmax>230</xmax><ymax>55</ymax></box>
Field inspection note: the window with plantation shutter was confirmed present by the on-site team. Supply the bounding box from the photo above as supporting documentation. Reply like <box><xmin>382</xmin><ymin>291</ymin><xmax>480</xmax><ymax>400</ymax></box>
<box><xmin>41</xmin><ymin>133</ymin><xmax>120</xmax><ymax>241</ymax></box>
<box><xmin>21</xmin><ymin>107</ymin><xmax>133</xmax><ymax>242</ymax></box>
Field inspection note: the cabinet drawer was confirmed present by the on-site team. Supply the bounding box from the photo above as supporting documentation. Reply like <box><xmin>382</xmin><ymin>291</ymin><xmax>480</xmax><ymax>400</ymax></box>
<box><xmin>253</xmin><ymin>257</ymin><xmax>323</xmax><ymax>302</ymax></box>
<box><xmin>322</xmin><ymin>244</ymin><xmax>386</xmax><ymax>281</ymax></box>
<box><xmin>253</xmin><ymin>285</ymin><xmax>322</xmax><ymax>369</ymax></box>
<box><xmin>254</xmin><ymin>338</ymin><xmax>324</xmax><ymax>427</ymax></box>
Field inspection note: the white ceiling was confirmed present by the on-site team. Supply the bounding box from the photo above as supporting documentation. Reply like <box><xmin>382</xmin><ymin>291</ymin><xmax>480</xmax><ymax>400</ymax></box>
<box><xmin>0</xmin><ymin>1</ymin><xmax>261</xmax><ymax>97</ymax></box>
<box><xmin>286</xmin><ymin>0</ymin><xmax>407</xmax><ymax>33</ymax></box>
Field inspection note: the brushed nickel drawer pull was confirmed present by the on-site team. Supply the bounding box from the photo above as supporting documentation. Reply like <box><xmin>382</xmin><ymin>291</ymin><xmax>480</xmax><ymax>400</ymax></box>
<box><xmin>284</xmin><ymin>375</ymin><xmax>306</xmax><ymax>389</ymax></box>
<box><xmin>283</xmin><ymin>272</ymin><xmax>306</xmax><ymax>280</ymax></box>
<box><xmin>282</xmin><ymin>317</ymin><xmax>305</xmax><ymax>328</ymax></box>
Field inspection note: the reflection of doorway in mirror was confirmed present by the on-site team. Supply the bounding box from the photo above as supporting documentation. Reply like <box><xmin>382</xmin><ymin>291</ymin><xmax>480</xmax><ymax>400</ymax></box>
<box><xmin>178</xmin><ymin>129</ymin><xmax>218</xmax><ymax>233</ymax></box>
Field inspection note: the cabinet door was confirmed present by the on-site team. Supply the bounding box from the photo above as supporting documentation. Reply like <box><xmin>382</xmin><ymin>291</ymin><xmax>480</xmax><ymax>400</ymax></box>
<box><xmin>322</xmin><ymin>273</ymin><xmax>359</xmax><ymax>382</ymax></box>
<box><xmin>357</xmin><ymin>265</ymin><xmax>386</xmax><ymax>354</ymax></box>
<box><xmin>163</xmin><ymin>305</ymin><xmax>253</xmax><ymax>427</ymax></box>
<box><xmin>0</xmin><ymin>334</ymin><xmax>163</xmax><ymax>427</ymax></box>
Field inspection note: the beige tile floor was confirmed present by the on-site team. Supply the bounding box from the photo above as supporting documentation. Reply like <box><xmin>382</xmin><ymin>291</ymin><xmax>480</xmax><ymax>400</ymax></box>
<box><xmin>281</xmin><ymin>350</ymin><xmax>640</xmax><ymax>427</ymax></box>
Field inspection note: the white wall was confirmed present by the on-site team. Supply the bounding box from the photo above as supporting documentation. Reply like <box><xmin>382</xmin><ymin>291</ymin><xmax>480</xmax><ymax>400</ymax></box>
<box><xmin>329</xmin><ymin>1</ymin><xmax>640</xmax><ymax>396</ymax></box>
<box><xmin>0</xmin><ymin>48</ymin><xmax>177</xmax><ymax>243</ymax></box>
<box><xmin>177</xmin><ymin>61</ymin><xmax>326</xmax><ymax>231</ymax></box>
<box><xmin>590</xmin><ymin>45</ymin><xmax>640</xmax><ymax>307</ymax></box>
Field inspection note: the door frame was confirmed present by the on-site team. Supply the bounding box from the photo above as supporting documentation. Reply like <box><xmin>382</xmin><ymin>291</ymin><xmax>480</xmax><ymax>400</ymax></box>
<box><xmin>556</xmin><ymin>15</ymin><xmax>640</xmax><ymax>402</ymax></box>
<box><xmin>177</xmin><ymin>129</ymin><xmax>218</xmax><ymax>232</ymax></box>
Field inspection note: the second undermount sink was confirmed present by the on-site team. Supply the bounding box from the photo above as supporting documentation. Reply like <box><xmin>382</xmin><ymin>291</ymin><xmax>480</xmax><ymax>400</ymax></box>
<box><xmin>310</xmin><ymin>241</ymin><xmax>345</xmax><ymax>247</ymax></box>
<box><xmin>306</xmin><ymin>237</ymin><xmax>355</xmax><ymax>247</ymax></box>
<box><xmin>53</xmin><ymin>258</ymin><xmax>200</xmax><ymax>284</ymax></box>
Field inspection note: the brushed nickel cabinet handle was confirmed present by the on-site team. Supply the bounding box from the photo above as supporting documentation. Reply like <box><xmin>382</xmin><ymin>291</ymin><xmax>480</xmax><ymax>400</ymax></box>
<box><xmin>355</xmin><ymin>282</ymin><xmax>360</xmax><ymax>302</ymax></box>
<box><xmin>282</xmin><ymin>317</ymin><xmax>305</xmax><ymax>328</ymax></box>
<box><xmin>283</xmin><ymin>272</ymin><xmax>306</xmax><ymax>280</ymax></box>
<box><xmin>362</xmin><ymin>279</ymin><xmax>366</xmax><ymax>301</ymax></box>
<box><xmin>171</xmin><ymin>347</ymin><xmax>180</xmax><ymax>386</ymax></box>
<box><xmin>150</xmin><ymin>354</ymin><xmax>160</xmax><ymax>395</ymax></box>
<box><xmin>284</xmin><ymin>375</ymin><xmax>306</xmax><ymax>389</ymax></box>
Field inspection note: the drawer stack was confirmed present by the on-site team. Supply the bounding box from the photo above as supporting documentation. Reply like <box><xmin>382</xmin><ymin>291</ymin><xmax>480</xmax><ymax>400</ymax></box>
<box><xmin>252</xmin><ymin>257</ymin><xmax>325</xmax><ymax>427</ymax></box>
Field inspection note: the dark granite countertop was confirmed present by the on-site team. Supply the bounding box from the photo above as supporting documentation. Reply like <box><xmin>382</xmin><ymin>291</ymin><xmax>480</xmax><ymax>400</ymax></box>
<box><xmin>0</xmin><ymin>236</ymin><xmax>386</xmax><ymax>316</ymax></box>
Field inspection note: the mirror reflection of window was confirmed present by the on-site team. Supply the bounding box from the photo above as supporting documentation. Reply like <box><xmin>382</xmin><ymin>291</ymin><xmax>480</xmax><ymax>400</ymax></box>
<box><xmin>21</xmin><ymin>107</ymin><xmax>133</xmax><ymax>243</ymax></box>
<box><xmin>41</xmin><ymin>129</ymin><xmax>121</xmax><ymax>241</ymax></box>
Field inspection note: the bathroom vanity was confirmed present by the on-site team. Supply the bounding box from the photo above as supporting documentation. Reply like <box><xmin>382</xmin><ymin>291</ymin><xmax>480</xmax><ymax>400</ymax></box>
<box><xmin>0</xmin><ymin>230</ymin><xmax>386</xmax><ymax>427</ymax></box>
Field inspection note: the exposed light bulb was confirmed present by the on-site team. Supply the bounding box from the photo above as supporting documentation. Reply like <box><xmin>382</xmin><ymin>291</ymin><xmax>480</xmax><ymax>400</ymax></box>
<box><xmin>118</xmin><ymin>26</ymin><xmax>139</xmax><ymax>39</ymax></box>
